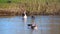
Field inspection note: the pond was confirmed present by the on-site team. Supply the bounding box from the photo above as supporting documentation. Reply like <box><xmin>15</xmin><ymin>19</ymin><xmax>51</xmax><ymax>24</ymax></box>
<box><xmin>0</xmin><ymin>16</ymin><xmax>60</xmax><ymax>34</ymax></box>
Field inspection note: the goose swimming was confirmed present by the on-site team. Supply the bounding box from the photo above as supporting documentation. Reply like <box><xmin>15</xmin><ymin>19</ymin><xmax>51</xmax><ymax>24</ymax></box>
<box><xmin>28</xmin><ymin>24</ymin><xmax>38</xmax><ymax>30</ymax></box>
<box><xmin>24</xmin><ymin>14</ymin><xmax>27</xmax><ymax>19</ymax></box>
<box><xmin>22</xmin><ymin>11</ymin><xmax>27</xmax><ymax>19</ymax></box>
<box><xmin>31</xmin><ymin>24</ymin><xmax>38</xmax><ymax>30</ymax></box>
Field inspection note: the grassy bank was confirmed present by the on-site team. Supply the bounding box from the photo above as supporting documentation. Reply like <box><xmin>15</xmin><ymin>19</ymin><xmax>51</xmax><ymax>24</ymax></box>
<box><xmin>0</xmin><ymin>0</ymin><xmax>60</xmax><ymax>16</ymax></box>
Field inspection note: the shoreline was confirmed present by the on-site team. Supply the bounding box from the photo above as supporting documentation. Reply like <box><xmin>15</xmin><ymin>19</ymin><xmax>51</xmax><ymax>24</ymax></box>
<box><xmin>0</xmin><ymin>10</ymin><xmax>60</xmax><ymax>16</ymax></box>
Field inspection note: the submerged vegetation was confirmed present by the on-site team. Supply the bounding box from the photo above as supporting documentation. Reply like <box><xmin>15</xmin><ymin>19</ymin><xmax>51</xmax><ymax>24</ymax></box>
<box><xmin>0</xmin><ymin>0</ymin><xmax>60</xmax><ymax>16</ymax></box>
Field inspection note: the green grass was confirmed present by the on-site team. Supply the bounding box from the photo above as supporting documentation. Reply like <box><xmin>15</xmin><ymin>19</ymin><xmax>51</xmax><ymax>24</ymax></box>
<box><xmin>0</xmin><ymin>0</ymin><xmax>60</xmax><ymax>3</ymax></box>
<box><xmin>0</xmin><ymin>0</ymin><xmax>28</xmax><ymax>3</ymax></box>
<box><xmin>0</xmin><ymin>0</ymin><xmax>60</xmax><ymax>9</ymax></box>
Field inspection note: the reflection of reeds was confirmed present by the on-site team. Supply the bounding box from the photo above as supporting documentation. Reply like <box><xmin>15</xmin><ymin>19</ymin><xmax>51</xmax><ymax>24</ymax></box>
<box><xmin>0</xmin><ymin>0</ymin><xmax>60</xmax><ymax>16</ymax></box>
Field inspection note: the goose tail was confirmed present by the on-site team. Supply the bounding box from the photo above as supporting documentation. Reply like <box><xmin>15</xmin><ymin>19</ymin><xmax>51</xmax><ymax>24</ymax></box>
<box><xmin>34</xmin><ymin>26</ymin><xmax>38</xmax><ymax>30</ymax></box>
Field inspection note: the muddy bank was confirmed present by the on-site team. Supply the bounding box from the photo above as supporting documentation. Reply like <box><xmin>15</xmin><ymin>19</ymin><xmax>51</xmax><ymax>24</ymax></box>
<box><xmin>0</xmin><ymin>9</ymin><xmax>60</xmax><ymax>16</ymax></box>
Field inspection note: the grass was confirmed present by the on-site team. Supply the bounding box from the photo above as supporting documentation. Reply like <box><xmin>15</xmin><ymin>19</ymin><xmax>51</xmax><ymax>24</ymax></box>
<box><xmin>0</xmin><ymin>0</ymin><xmax>60</xmax><ymax>16</ymax></box>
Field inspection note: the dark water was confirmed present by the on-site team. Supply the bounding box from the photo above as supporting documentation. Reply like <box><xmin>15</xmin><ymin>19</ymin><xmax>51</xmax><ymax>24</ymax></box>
<box><xmin>0</xmin><ymin>16</ymin><xmax>60</xmax><ymax>34</ymax></box>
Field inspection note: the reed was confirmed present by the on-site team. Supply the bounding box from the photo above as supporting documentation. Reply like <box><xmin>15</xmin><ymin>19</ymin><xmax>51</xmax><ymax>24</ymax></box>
<box><xmin>0</xmin><ymin>0</ymin><xmax>60</xmax><ymax>16</ymax></box>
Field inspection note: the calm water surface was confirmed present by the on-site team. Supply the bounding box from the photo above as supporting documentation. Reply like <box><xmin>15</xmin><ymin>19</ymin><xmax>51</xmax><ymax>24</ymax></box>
<box><xmin>0</xmin><ymin>16</ymin><xmax>60</xmax><ymax>34</ymax></box>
